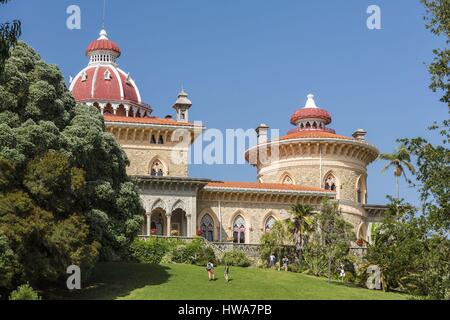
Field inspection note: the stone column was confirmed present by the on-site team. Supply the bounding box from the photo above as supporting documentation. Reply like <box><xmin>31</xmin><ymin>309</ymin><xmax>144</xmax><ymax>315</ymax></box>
<box><xmin>146</xmin><ymin>213</ymin><xmax>151</xmax><ymax>236</ymax></box>
<box><xmin>125</xmin><ymin>105</ymin><xmax>130</xmax><ymax>117</ymax></box>
<box><xmin>190</xmin><ymin>197</ymin><xmax>197</xmax><ymax>238</ymax></box>
<box><xmin>166</xmin><ymin>214</ymin><xmax>172</xmax><ymax>236</ymax></box>
<box><xmin>186</xmin><ymin>214</ymin><xmax>192</xmax><ymax>237</ymax></box>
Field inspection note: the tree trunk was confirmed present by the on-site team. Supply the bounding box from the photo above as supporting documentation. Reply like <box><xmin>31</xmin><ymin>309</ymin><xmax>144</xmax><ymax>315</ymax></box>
<box><xmin>396</xmin><ymin>175</ymin><xmax>399</xmax><ymax>199</ymax></box>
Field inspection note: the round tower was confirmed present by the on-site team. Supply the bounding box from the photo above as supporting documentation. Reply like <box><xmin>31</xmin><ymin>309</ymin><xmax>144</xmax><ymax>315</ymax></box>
<box><xmin>245</xmin><ymin>94</ymin><xmax>379</xmax><ymax>236</ymax></box>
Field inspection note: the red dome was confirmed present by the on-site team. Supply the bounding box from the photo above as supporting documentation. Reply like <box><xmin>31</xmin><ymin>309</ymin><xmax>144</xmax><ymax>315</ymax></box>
<box><xmin>86</xmin><ymin>39</ymin><xmax>121</xmax><ymax>56</ymax></box>
<box><xmin>290</xmin><ymin>107</ymin><xmax>332</xmax><ymax>125</ymax></box>
<box><xmin>70</xmin><ymin>65</ymin><xmax>141</xmax><ymax>104</ymax></box>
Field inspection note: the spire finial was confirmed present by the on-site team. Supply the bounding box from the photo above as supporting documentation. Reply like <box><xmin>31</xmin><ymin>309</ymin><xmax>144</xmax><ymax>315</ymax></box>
<box><xmin>305</xmin><ymin>93</ymin><xmax>317</xmax><ymax>109</ymax></box>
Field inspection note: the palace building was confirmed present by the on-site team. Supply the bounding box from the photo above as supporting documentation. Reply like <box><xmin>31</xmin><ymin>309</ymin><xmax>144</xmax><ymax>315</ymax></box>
<box><xmin>70</xmin><ymin>30</ymin><xmax>384</xmax><ymax>245</ymax></box>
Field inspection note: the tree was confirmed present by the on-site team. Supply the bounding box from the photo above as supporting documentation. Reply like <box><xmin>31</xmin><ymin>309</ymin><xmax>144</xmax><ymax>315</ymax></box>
<box><xmin>366</xmin><ymin>198</ymin><xmax>450</xmax><ymax>298</ymax></box>
<box><xmin>314</xmin><ymin>199</ymin><xmax>355</xmax><ymax>282</ymax></box>
<box><xmin>287</xmin><ymin>204</ymin><xmax>315</xmax><ymax>265</ymax></box>
<box><xmin>0</xmin><ymin>0</ymin><xmax>21</xmax><ymax>72</ymax></box>
<box><xmin>0</xmin><ymin>42</ymin><xmax>144</xmax><ymax>291</ymax></box>
<box><xmin>379</xmin><ymin>146</ymin><xmax>416</xmax><ymax>199</ymax></box>
<box><xmin>260</xmin><ymin>221</ymin><xmax>292</xmax><ymax>265</ymax></box>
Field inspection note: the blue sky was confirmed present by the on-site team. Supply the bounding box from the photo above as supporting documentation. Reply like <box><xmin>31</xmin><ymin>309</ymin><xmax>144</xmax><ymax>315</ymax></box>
<box><xmin>2</xmin><ymin>0</ymin><xmax>447</xmax><ymax>205</ymax></box>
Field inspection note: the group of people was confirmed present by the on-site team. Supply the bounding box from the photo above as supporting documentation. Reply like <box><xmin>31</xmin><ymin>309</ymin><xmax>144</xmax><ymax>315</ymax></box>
<box><xmin>269</xmin><ymin>254</ymin><xmax>290</xmax><ymax>271</ymax></box>
<box><xmin>205</xmin><ymin>254</ymin><xmax>290</xmax><ymax>282</ymax></box>
<box><xmin>206</xmin><ymin>261</ymin><xmax>229</xmax><ymax>282</ymax></box>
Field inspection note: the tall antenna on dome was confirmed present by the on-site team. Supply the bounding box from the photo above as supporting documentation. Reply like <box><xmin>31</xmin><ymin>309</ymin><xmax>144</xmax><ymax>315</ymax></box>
<box><xmin>102</xmin><ymin>0</ymin><xmax>107</xmax><ymax>29</ymax></box>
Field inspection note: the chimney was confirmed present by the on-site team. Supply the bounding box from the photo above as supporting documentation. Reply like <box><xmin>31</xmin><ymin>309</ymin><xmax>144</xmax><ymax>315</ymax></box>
<box><xmin>352</xmin><ymin>129</ymin><xmax>367</xmax><ymax>141</ymax></box>
<box><xmin>256</xmin><ymin>124</ymin><xmax>269</xmax><ymax>144</ymax></box>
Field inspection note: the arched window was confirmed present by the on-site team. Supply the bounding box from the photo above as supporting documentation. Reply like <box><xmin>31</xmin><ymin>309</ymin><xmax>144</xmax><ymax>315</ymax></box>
<box><xmin>324</xmin><ymin>173</ymin><xmax>337</xmax><ymax>191</ymax></box>
<box><xmin>200</xmin><ymin>214</ymin><xmax>214</xmax><ymax>242</ymax></box>
<box><xmin>150</xmin><ymin>160</ymin><xmax>165</xmax><ymax>177</ymax></box>
<box><xmin>357</xmin><ymin>176</ymin><xmax>367</xmax><ymax>204</ymax></box>
<box><xmin>264</xmin><ymin>216</ymin><xmax>276</xmax><ymax>232</ymax></box>
<box><xmin>150</xmin><ymin>135</ymin><xmax>157</xmax><ymax>144</ymax></box>
<box><xmin>312</xmin><ymin>122</ymin><xmax>318</xmax><ymax>129</ymax></box>
<box><xmin>281</xmin><ymin>174</ymin><xmax>294</xmax><ymax>185</ymax></box>
<box><xmin>233</xmin><ymin>216</ymin><xmax>246</xmax><ymax>244</ymax></box>
<box><xmin>158</xmin><ymin>135</ymin><xmax>164</xmax><ymax>144</ymax></box>
<box><xmin>306</xmin><ymin>122</ymin><xmax>311</xmax><ymax>129</ymax></box>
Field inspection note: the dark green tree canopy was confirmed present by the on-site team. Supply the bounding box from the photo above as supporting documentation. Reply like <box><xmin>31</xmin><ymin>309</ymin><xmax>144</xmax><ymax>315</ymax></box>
<box><xmin>0</xmin><ymin>42</ymin><xmax>144</xmax><ymax>290</ymax></box>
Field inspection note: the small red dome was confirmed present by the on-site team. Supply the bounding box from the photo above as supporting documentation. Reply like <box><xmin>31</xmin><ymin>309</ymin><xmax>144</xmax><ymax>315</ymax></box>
<box><xmin>290</xmin><ymin>107</ymin><xmax>332</xmax><ymax>126</ymax></box>
<box><xmin>86</xmin><ymin>39</ymin><xmax>121</xmax><ymax>56</ymax></box>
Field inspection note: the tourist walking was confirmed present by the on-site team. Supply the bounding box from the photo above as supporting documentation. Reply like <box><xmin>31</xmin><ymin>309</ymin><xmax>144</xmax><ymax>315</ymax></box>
<box><xmin>269</xmin><ymin>254</ymin><xmax>276</xmax><ymax>269</ymax></box>
<box><xmin>282</xmin><ymin>256</ymin><xmax>289</xmax><ymax>272</ymax></box>
<box><xmin>206</xmin><ymin>261</ymin><xmax>215</xmax><ymax>281</ymax></box>
<box><xmin>224</xmin><ymin>264</ymin><xmax>230</xmax><ymax>282</ymax></box>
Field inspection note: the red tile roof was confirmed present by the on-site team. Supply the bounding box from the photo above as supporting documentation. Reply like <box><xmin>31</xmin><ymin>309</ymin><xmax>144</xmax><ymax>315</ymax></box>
<box><xmin>103</xmin><ymin>115</ymin><xmax>199</xmax><ymax>127</ymax></box>
<box><xmin>279</xmin><ymin>130</ymin><xmax>354</xmax><ymax>141</ymax></box>
<box><xmin>205</xmin><ymin>181</ymin><xmax>331</xmax><ymax>193</ymax></box>
<box><xmin>86</xmin><ymin>39</ymin><xmax>121</xmax><ymax>56</ymax></box>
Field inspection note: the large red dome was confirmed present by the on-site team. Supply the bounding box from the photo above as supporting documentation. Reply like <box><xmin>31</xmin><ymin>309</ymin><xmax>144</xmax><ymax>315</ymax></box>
<box><xmin>69</xmin><ymin>29</ymin><xmax>149</xmax><ymax>116</ymax></box>
<box><xmin>70</xmin><ymin>65</ymin><xmax>141</xmax><ymax>104</ymax></box>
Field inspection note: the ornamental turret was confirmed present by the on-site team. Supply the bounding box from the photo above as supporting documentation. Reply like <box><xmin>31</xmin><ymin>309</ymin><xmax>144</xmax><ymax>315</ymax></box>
<box><xmin>173</xmin><ymin>89</ymin><xmax>192</xmax><ymax>122</ymax></box>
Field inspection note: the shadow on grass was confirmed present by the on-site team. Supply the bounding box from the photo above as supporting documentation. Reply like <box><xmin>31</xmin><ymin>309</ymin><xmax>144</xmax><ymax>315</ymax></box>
<box><xmin>48</xmin><ymin>262</ymin><xmax>171</xmax><ymax>300</ymax></box>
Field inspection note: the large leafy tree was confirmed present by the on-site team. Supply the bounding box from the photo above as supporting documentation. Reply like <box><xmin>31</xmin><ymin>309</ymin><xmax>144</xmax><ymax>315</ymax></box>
<box><xmin>0</xmin><ymin>42</ymin><xmax>144</xmax><ymax>291</ymax></box>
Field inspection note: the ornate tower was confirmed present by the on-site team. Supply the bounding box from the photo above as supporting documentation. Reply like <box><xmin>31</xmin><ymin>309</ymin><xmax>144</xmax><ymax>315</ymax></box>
<box><xmin>246</xmin><ymin>94</ymin><xmax>380</xmax><ymax>239</ymax></box>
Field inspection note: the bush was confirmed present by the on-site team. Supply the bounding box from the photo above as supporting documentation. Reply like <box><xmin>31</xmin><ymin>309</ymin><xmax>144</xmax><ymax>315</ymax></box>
<box><xmin>9</xmin><ymin>283</ymin><xmax>41</xmax><ymax>300</ymax></box>
<box><xmin>196</xmin><ymin>247</ymin><xmax>216</xmax><ymax>266</ymax></box>
<box><xmin>130</xmin><ymin>238</ymin><xmax>173</xmax><ymax>264</ymax></box>
<box><xmin>222</xmin><ymin>250</ymin><xmax>251</xmax><ymax>267</ymax></box>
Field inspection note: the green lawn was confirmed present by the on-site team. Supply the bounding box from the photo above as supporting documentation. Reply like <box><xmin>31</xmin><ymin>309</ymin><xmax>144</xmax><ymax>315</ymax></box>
<box><xmin>56</xmin><ymin>262</ymin><xmax>406</xmax><ymax>300</ymax></box>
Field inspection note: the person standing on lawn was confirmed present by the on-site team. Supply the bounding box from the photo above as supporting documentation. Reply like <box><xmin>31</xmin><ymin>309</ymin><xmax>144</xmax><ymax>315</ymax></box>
<box><xmin>269</xmin><ymin>254</ymin><xmax>276</xmax><ymax>269</ymax></box>
<box><xmin>282</xmin><ymin>256</ymin><xmax>289</xmax><ymax>272</ymax></box>
<box><xmin>224</xmin><ymin>264</ymin><xmax>230</xmax><ymax>282</ymax></box>
<box><xmin>206</xmin><ymin>261</ymin><xmax>215</xmax><ymax>281</ymax></box>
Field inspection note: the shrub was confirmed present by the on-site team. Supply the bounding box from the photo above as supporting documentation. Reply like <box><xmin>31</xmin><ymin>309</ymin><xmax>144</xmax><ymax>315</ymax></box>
<box><xmin>9</xmin><ymin>283</ymin><xmax>41</xmax><ymax>300</ymax></box>
<box><xmin>222</xmin><ymin>250</ymin><xmax>251</xmax><ymax>267</ymax></box>
<box><xmin>130</xmin><ymin>238</ymin><xmax>171</xmax><ymax>264</ymax></box>
<box><xmin>196</xmin><ymin>247</ymin><xmax>216</xmax><ymax>266</ymax></box>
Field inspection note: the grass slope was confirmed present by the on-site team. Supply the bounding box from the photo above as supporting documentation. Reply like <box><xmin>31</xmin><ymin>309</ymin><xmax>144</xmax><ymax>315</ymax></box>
<box><xmin>58</xmin><ymin>262</ymin><xmax>406</xmax><ymax>300</ymax></box>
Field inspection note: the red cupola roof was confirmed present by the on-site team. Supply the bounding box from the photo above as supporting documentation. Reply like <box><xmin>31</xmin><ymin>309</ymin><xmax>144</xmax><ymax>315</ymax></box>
<box><xmin>86</xmin><ymin>39</ymin><xmax>121</xmax><ymax>56</ymax></box>
<box><xmin>290</xmin><ymin>107</ymin><xmax>332</xmax><ymax>125</ymax></box>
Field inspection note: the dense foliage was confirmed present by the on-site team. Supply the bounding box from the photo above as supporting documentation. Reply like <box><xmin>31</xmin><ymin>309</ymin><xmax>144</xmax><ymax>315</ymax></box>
<box><xmin>8</xmin><ymin>283</ymin><xmax>40</xmax><ymax>300</ymax></box>
<box><xmin>0</xmin><ymin>42</ymin><xmax>144</xmax><ymax>292</ymax></box>
<box><xmin>222</xmin><ymin>250</ymin><xmax>251</xmax><ymax>267</ymax></box>
<box><xmin>131</xmin><ymin>238</ymin><xmax>216</xmax><ymax>266</ymax></box>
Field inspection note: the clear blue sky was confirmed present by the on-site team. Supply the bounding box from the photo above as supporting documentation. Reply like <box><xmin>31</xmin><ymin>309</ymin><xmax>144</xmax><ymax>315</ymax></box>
<box><xmin>2</xmin><ymin>0</ymin><xmax>447</xmax><ymax>205</ymax></box>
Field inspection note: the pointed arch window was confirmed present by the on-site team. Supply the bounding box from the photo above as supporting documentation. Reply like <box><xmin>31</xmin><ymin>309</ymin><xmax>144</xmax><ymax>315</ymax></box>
<box><xmin>150</xmin><ymin>160</ymin><xmax>165</xmax><ymax>177</ymax></box>
<box><xmin>357</xmin><ymin>176</ymin><xmax>367</xmax><ymax>204</ymax></box>
<box><xmin>324</xmin><ymin>173</ymin><xmax>337</xmax><ymax>191</ymax></box>
<box><xmin>281</xmin><ymin>174</ymin><xmax>294</xmax><ymax>185</ymax></box>
<box><xmin>158</xmin><ymin>135</ymin><xmax>164</xmax><ymax>144</ymax></box>
<box><xmin>200</xmin><ymin>214</ymin><xmax>214</xmax><ymax>242</ymax></box>
<box><xmin>264</xmin><ymin>216</ymin><xmax>276</xmax><ymax>232</ymax></box>
<box><xmin>150</xmin><ymin>135</ymin><xmax>157</xmax><ymax>144</ymax></box>
<box><xmin>233</xmin><ymin>216</ymin><xmax>246</xmax><ymax>244</ymax></box>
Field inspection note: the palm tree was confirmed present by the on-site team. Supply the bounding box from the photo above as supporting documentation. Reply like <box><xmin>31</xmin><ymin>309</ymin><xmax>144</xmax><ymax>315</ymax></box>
<box><xmin>288</xmin><ymin>204</ymin><xmax>315</xmax><ymax>265</ymax></box>
<box><xmin>379</xmin><ymin>146</ymin><xmax>415</xmax><ymax>199</ymax></box>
